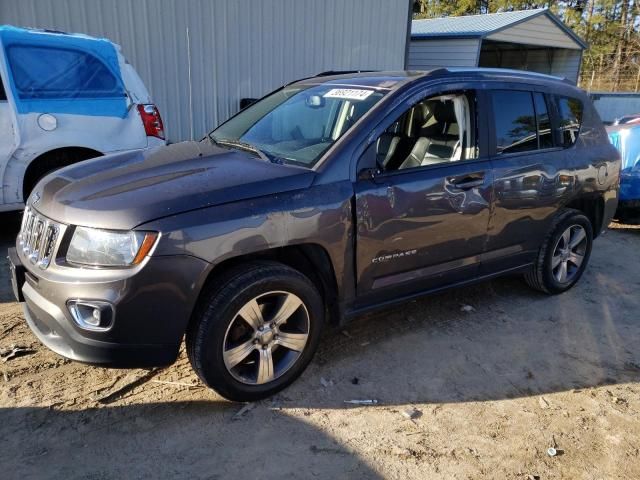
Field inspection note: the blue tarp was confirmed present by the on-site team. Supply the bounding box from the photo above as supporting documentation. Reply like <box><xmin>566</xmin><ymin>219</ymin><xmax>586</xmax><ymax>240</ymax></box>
<box><xmin>0</xmin><ymin>25</ymin><xmax>127</xmax><ymax>118</ymax></box>
<box><xmin>607</xmin><ymin>123</ymin><xmax>640</xmax><ymax>203</ymax></box>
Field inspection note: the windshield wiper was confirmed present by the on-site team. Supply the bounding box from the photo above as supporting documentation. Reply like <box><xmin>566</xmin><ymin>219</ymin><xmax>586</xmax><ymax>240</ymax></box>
<box><xmin>206</xmin><ymin>134</ymin><xmax>270</xmax><ymax>162</ymax></box>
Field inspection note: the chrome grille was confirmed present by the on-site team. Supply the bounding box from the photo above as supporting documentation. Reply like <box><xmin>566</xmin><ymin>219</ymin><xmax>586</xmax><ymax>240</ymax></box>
<box><xmin>18</xmin><ymin>207</ymin><xmax>60</xmax><ymax>269</ymax></box>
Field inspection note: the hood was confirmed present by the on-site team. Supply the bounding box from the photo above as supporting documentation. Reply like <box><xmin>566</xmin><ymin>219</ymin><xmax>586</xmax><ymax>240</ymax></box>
<box><xmin>33</xmin><ymin>141</ymin><xmax>315</xmax><ymax>230</ymax></box>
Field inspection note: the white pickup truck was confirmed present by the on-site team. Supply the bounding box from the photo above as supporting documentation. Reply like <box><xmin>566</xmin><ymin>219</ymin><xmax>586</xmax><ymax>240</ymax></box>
<box><xmin>0</xmin><ymin>25</ymin><xmax>165</xmax><ymax>212</ymax></box>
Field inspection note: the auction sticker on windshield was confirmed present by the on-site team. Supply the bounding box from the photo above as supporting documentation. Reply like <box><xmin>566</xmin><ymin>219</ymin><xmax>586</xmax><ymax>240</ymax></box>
<box><xmin>324</xmin><ymin>88</ymin><xmax>374</xmax><ymax>101</ymax></box>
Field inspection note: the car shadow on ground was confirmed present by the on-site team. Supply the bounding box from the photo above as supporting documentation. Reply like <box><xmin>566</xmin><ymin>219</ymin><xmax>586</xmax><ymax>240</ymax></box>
<box><xmin>1</xmin><ymin>401</ymin><xmax>384</xmax><ymax>479</ymax></box>
<box><xmin>1</xmin><ymin>214</ymin><xmax>639</xmax><ymax>478</ymax></box>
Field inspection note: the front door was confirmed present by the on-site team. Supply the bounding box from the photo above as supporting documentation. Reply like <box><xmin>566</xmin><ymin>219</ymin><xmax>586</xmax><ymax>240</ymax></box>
<box><xmin>354</xmin><ymin>88</ymin><xmax>492</xmax><ymax>306</ymax></box>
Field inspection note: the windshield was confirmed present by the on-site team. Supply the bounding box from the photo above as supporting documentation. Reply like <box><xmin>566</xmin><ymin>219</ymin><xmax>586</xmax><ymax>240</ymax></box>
<box><xmin>209</xmin><ymin>84</ymin><xmax>386</xmax><ymax>167</ymax></box>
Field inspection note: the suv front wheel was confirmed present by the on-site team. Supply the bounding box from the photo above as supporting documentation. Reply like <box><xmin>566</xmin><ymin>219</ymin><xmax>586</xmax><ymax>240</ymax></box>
<box><xmin>186</xmin><ymin>262</ymin><xmax>324</xmax><ymax>401</ymax></box>
<box><xmin>525</xmin><ymin>209</ymin><xmax>593</xmax><ymax>294</ymax></box>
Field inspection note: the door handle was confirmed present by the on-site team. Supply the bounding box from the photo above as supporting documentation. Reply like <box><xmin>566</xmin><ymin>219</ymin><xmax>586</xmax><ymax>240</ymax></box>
<box><xmin>447</xmin><ymin>173</ymin><xmax>485</xmax><ymax>190</ymax></box>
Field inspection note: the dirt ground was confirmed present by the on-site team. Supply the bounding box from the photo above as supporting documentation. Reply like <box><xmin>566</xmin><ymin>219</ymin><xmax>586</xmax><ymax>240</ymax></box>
<box><xmin>0</xmin><ymin>210</ymin><xmax>638</xmax><ymax>480</ymax></box>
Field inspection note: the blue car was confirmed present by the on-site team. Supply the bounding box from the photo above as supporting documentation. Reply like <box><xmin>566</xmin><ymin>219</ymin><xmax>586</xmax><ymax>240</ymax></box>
<box><xmin>607</xmin><ymin>123</ymin><xmax>640</xmax><ymax>222</ymax></box>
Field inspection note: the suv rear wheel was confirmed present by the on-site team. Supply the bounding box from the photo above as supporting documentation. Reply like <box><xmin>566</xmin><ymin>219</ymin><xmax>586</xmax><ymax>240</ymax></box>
<box><xmin>186</xmin><ymin>262</ymin><xmax>324</xmax><ymax>401</ymax></box>
<box><xmin>525</xmin><ymin>210</ymin><xmax>593</xmax><ymax>294</ymax></box>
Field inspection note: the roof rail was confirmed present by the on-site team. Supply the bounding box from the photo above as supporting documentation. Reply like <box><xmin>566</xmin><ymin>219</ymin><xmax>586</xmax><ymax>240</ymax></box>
<box><xmin>314</xmin><ymin>70</ymin><xmax>378</xmax><ymax>77</ymax></box>
<box><xmin>283</xmin><ymin>69</ymin><xmax>380</xmax><ymax>88</ymax></box>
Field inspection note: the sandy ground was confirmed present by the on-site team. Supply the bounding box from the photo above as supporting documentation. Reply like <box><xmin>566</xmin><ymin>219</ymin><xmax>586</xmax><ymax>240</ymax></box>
<box><xmin>0</xmin><ymin>210</ymin><xmax>639</xmax><ymax>480</ymax></box>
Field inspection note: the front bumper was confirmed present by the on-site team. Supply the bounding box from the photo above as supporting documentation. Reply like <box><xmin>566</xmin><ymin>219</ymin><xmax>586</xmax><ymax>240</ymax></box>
<box><xmin>9</xmin><ymin>246</ymin><xmax>209</xmax><ymax>368</ymax></box>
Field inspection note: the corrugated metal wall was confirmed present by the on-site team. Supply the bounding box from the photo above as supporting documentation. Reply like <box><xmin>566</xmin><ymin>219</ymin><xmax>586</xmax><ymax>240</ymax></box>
<box><xmin>1</xmin><ymin>0</ymin><xmax>410</xmax><ymax>142</ymax></box>
<box><xmin>407</xmin><ymin>38</ymin><xmax>480</xmax><ymax>70</ymax></box>
<box><xmin>486</xmin><ymin>15</ymin><xmax>582</xmax><ymax>50</ymax></box>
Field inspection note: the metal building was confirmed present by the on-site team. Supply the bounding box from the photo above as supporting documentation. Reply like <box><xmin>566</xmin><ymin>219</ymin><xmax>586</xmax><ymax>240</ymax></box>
<box><xmin>0</xmin><ymin>0</ymin><xmax>412</xmax><ymax>142</ymax></box>
<box><xmin>408</xmin><ymin>9</ymin><xmax>586</xmax><ymax>83</ymax></box>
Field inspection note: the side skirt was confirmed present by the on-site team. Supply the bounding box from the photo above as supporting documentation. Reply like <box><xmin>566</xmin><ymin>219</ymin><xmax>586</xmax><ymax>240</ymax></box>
<box><xmin>342</xmin><ymin>263</ymin><xmax>532</xmax><ymax>322</ymax></box>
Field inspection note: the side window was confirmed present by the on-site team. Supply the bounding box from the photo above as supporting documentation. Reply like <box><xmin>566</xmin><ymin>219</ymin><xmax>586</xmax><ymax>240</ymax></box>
<box><xmin>491</xmin><ymin>90</ymin><xmax>537</xmax><ymax>154</ymax></box>
<box><xmin>6</xmin><ymin>45</ymin><xmax>122</xmax><ymax>99</ymax></box>
<box><xmin>377</xmin><ymin>91</ymin><xmax>477</xmax><ymax>172</ymax></box>
<box><xmin>556</xmin><ymin>96</ymin><xmax>583</xmax><ymax>148</ymax></box>
<box><xmin>534</xmin><ymin>93</ymin><xmax>553</xmax><ymax>149</ymax></box>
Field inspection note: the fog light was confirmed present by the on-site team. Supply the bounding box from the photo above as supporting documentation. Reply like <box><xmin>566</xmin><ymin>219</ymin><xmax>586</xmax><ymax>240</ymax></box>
<box><xmin>67</xmin><ymin>300</ymin><xmax>114</xmax><ymax>331</ymax></box>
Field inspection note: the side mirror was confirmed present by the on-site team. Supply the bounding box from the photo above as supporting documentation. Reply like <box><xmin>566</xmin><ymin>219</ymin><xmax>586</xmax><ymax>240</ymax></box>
<box><xmin>357</xmin><ymin>140</ymin><xmax>384</xmax><ymax>181</ymax></box>
<box><xmin>358</xmin><ymin>167</ymin><xmax>381</xmax><ymax>181</ymax></box>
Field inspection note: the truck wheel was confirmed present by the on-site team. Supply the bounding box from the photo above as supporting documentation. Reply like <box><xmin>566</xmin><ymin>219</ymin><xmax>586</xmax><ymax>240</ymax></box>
<box><xmin>525</xmin><ymin>210</ymin><xmax>593</xmax><ymax>294</ymax></box>
<box><xmin>186</xmin><ymin>262</ymin><xmax>324</xmax><ymax>401</ymax></box>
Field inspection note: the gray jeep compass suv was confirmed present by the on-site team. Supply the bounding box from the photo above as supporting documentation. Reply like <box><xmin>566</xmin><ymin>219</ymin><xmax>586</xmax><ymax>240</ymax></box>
<box><xmin>8</xmin><ymin>69</ymin><xmax>620</xmax><ymax>401</ymax></box>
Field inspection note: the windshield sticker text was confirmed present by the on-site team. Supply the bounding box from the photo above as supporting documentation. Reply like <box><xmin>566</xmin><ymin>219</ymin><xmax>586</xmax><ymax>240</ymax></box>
<box><xmin>324</xmin><ymin>88</ymin><xmax>374</xmax><ymax>101</ymax></box>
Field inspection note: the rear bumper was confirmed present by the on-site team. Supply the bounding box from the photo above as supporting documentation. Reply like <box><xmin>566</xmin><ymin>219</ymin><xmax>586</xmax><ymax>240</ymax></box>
<box><xmin>12</xmin><ymin>245</ymin><xmax>209</xmax><ymax>368</ymax></box>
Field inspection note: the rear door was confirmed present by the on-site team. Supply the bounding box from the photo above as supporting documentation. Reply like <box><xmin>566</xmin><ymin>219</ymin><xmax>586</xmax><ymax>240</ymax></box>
<box><xmin>354</xmin><ymin>85</ymin><xmax>493</xmax><ymax>306</ymax></box>
<box><xmin>483</xmin><ymin>88</ymin><xmax>575</xmax><ymax>273</ymax></box>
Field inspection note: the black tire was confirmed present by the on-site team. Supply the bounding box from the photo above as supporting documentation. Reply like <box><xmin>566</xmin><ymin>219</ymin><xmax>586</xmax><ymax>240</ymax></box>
<box><xmin>525</xmin><ymin>209</ymin><xmax>593</xmax><ymax>294</ymax></box>
<box><xmin>186</xmin><ymin>261</ymin><xmax>324</xmax><ymax>401</ymax></box>
<box><xmin>23</xmin><ymin>149</ymin><xmax>100</xmax><ymax>200</ymax></box>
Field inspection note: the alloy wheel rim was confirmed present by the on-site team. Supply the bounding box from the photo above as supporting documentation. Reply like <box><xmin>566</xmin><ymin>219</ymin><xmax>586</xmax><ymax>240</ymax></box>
<box><xmin>551</xmin><ymin>224</ymin><xmax>587</xmax><ymax>284</ymax></box>
<box><xmin>222</xmin><ymin>291</ymin><xmax>310</xmax><ymax>385</ymax></box>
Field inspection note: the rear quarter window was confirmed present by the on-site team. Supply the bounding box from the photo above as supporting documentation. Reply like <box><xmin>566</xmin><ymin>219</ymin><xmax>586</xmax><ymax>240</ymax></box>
<box><xmin>556</xmin><ymin>96</ymin><xmax>583</xmax><ymax>148</ymax></box>
<box><xmin>6</xmin><ymin>45</ymin><xmax>122</xmax><ymax>99</ymax></box>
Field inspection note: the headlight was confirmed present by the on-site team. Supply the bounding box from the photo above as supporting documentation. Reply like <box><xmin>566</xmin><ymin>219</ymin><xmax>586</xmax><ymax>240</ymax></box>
<box><xmin>66</xmin><ymin>227</ymin><xmax>158</xmax><ymax>267</ymax></box>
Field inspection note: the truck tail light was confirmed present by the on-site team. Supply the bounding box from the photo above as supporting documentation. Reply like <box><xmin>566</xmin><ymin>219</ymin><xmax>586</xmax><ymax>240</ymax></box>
<box><xmin>137</xmin><ymin>104</ymin><xmax>165</xmax><ymax>140</ymax></box>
